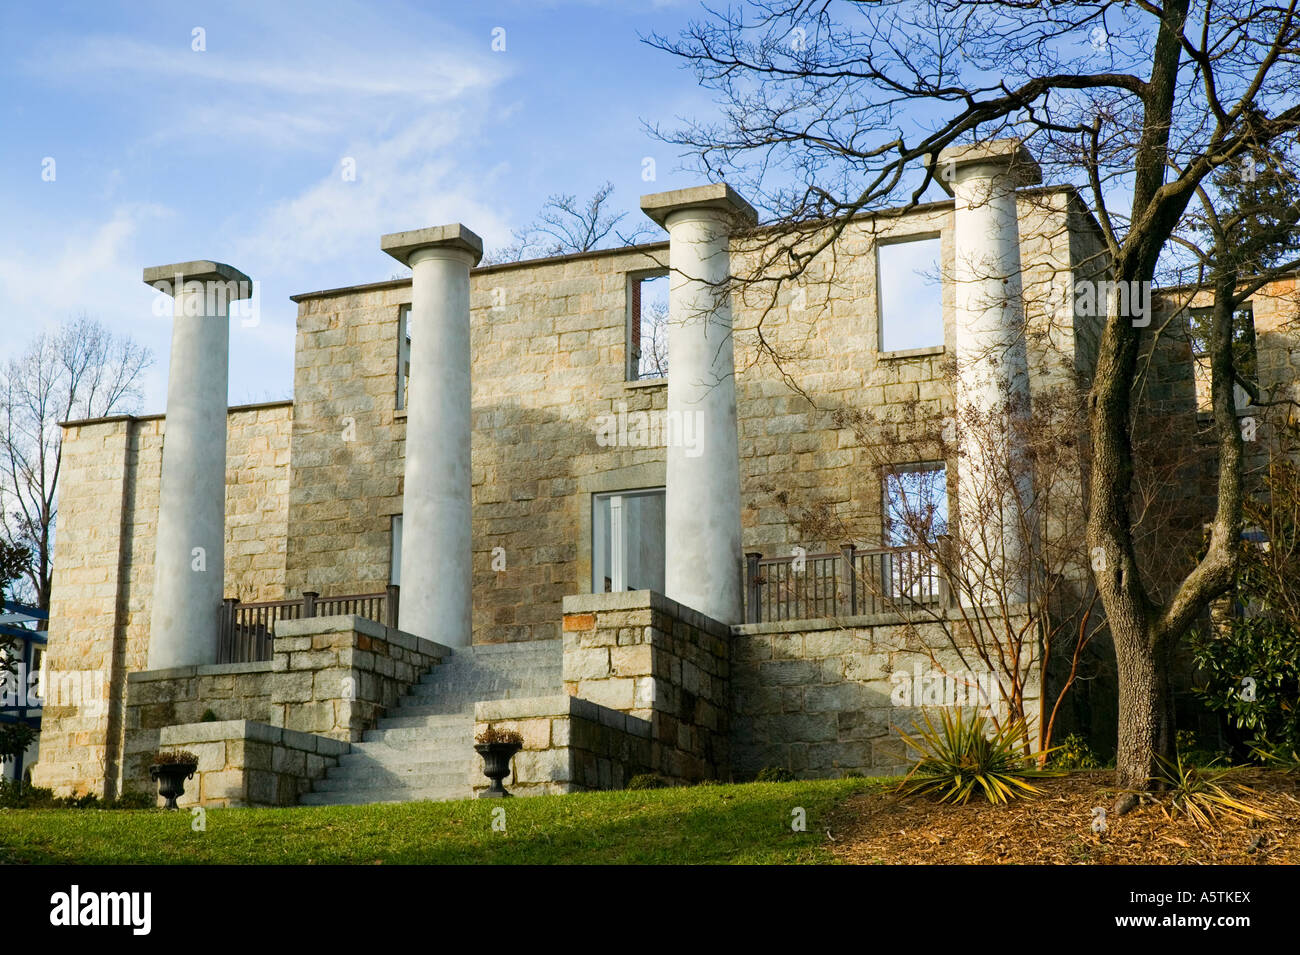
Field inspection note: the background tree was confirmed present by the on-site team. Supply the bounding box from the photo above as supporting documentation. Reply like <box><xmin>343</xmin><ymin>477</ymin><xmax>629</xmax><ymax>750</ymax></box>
<box><xmin>483</xmin><ymin>181</ymin><xmax>661</xmax><ymax>264</ymax></box>
<box><xmin>652</xmin><ymin>0</ymin><xmax>1300</xmax><ymax>796</ymax></box>
<box><xmin>1192</xmin><ymin>439</ymin><xmax>1300</xmax><ymax>762</ymax></box>
<box><xmin>0</xmin><ymin>539</ymin><xmax>36</xmax><ymax>779</ymax></box>
<box><xmin>0</xmin><ymin>314</ymin><xmax>152</xmax><ymax>609</ymax></box>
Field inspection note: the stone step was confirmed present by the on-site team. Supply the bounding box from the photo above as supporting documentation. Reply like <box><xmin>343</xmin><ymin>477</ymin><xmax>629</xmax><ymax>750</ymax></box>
<box><xmin>468</xmin><ymin>639</ymin><xmax>562</xmax><ymax>656</ymax></box>
<box><xmin>299</xmin><ymin>640</ymin><xmax>558</xmax><ymax>805</ymax></box>
<box><xmin>377</xmin><ymin>710</ymin><xmax>481</xmax><ymax>728</ymax></box>
<box><xmin>410</xmin><ymin>670</ymin><xmax>559</xmax><ymax>696</ymax></box>
<box><xmin>334</xmin><ymin>748</ymin><xmax>472</xmax><ymax>770</ymax></box>
<box><xmin>340</xmin><ymin>740</ymin><xmax>469</xmax><ymax>762</ymax></box>
<box><xmin>415</xmin><ymin>669</ymin><xmax>561</xmax><ymax>685</ymax></box>
<box><xmin>398</xmin><ymin>685</ymin><xmax>558</xmax><ymax>709</ymax></box>
<box><xmin>315</xmin><ymin>766</ymin><xmax>470</xmax><ymax>790</ymax></box>
<box><xmin>331</xmin><ymin>759</ymin><xmax>472</xmax><ymax>779</ymax></box>
<box><xmin>363</xmin><ymin>724</ymin><xmax>480</xmax><ymax>744</ymax></box>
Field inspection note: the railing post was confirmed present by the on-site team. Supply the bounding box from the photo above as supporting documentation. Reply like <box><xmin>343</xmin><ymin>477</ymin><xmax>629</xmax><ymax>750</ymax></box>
<box><xmin>840</xmin><ymin>543</ymin><xmax>857</xmax><ymax>616</ymax></box>
<box><xmin>744</xmin><ymin>553</ymin><xmax>762</xmax><ymax>624</ymax></box>
<box><xmin>219</xmin><ymin>597</ymin><xmax>239</xmax><ymax>663</ymax></box>
<box><xmin>303</xmin><ymin>591</ymin><xmax>318</xmax><ymax>618</ymax></box>
<box><xmin>935</xmin><ymin>534</ymin><xmax>954</xmax><ymax>607</ymax></box>
<box><xmin>386</xmin><ymin>584</ymin><xmax>400</xmax><ymax>629</ymax></box>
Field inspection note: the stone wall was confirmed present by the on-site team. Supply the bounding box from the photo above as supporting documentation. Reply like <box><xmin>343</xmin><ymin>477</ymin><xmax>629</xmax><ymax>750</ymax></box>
<box><xmin>33</xmin><ymin>401</ymin><xmax>292</xmax><ymax>798</ymax></box>
<box><xmin>561</xmin><ymin>590</ymin><xmax>730</xmax><ymax>783</ymax></box>
<box><xmin>730</xmin><ymin>609</ymin><xmax>1039</xmax><ymax>779</ymax></box>
<box><xmin>118</xmin><ymin>616</ymin><xmax>446</xmax><ymax>802</ymax></box>
<box><xmin>471</xmin><ymin>695</ymin><xmax>653</xmax><ymax>796</ymax></box>
<box><xmin>146</xmin><ymin>720</ymin><xmax>349</xmax><ymax>808</ymax></box>
<box><xmin>282</xmin><ymin>188</ymin><xmax>1095</xmax><ymax>646</ymax></box>
<box><xmin>122</xmin><ymin>660</ymin><xmax>274</xmax><ymax>791</ymax></box>
<box><xmin>270</xmin><ymin>615</ymin><xmax>450</xmax><ymax>742</ymax></box>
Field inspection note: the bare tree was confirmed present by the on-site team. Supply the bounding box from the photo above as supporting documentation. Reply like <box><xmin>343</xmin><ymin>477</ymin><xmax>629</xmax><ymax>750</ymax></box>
<box><xmin>484</xmin><ymin>181</ymin><xmax>661</xmax><ymax>264</ymax></box>
<box><xmin>651</xmin><ymin>1</ymin><xmax>1300</xmax><ymax>795</ymax></box>
<box><xmin>775</xmin><ymin>377</ymin><xmax>1102</xmax><ymax>759</ymax></box>
<box><xmin>639</xmin><ymin>299</ymin><xmax>671</xmax><ymax>379</ymax></box>
<box><xmin>0</xmin><ymin>315</ymin><xmax>152</xmax><ymax>609</ymax></box>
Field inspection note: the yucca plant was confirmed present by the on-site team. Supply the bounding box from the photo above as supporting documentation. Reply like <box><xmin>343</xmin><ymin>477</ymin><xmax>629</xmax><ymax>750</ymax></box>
<box><xmin>1157</xmin><ymin>753</ymin><xmax>1279</xmax><ymax>829</ymax></box>
<box><xmin>897</xmin><ymin>710</ymin><xmax>1060</xmax><ymax>805</ymax></box>
<box><xmin>1250</xmin><ymin>741</ymin><xmax>1300</xmax><ymax>771</ymax></box>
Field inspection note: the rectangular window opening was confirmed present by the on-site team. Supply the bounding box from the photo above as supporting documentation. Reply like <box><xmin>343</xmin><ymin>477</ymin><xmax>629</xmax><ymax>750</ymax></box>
<box><xmin>389</xmin><ymin>515</ymin><xmax>403</xmax><ymax>586</ymax></box>
<box><xmin>883</xmin><ymin>462</ymin><xmax>948</xmax><ymax>547</ymax></box>
<box><xmin>1189</xmin><ymin>303</ymin><xmax>1256</xmax><ymax>414</ymax></box>
<box><xmin>396</xmin><ymin>304</ymin><xmax>412</xmax><ymax>411</ymax></box>
<box><xmin>592</xmin><ymin>488</ymin><xmax>666</xmax><ymax>593</ymax></box>
<box><xmin>882</xmin><ymin>462</ymin><xmax>947</xmax><ymax>603</ymax></box>
<box><xmin>877</xmin><ymin>236</ymin><xmax>944</xmax><ymax>352</ymax></box>
<box><xmin>628</xmin><ymin>273</ymin><xmax>669</xmax><ymax>380</ymax></box>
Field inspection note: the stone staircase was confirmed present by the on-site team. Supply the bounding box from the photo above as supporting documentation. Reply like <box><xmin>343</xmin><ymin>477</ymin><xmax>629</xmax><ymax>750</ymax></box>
<box><xmin>299</xmin><ymin>639</ymin><xmax>563</xmax><ymax>806</ymax></box>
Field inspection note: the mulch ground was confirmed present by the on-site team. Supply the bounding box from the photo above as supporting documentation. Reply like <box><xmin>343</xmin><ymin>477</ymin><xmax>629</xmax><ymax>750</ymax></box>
<box><xmin>828</xmin><ymin>770</ymin><xmax>1300</xmax><ymax>864</ymax></box>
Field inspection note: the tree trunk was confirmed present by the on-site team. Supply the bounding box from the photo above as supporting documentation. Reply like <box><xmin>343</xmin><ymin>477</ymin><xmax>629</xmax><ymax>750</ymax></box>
<box><xmin>1113</xmin><ymin>624</ymin><xmax>1173</xmax><ymax>789</ymax></box>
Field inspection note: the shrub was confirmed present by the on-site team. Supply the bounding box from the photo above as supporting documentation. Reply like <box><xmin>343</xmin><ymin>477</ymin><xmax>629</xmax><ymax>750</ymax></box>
<box><xmin>152</xmin><ymin>750</ymin><xmax>199</xmax><ymax>766</ymax></box>
<box><xmin>1191</xmin><ymin>614</ymin><xmax>1300</xmax><ymax>760</ymax></box>
<box><xmin>474</xmin><ymin>725</ymin><xmax>523</xmax><ymax>746</ymax></box>
<box><xmin>0</xmin><ymin>779</ymin><xmax>156</xmax><ymax>810</ymax></box>
<box><xmin>1048</xmin><ymin>733</ymin><xmax>1103</xmax><ymax>770</ymax></box>
<box><xmin>897</xmin><ymin>711</ymin><xmax>1060</xmax><ymax>805</ymax></box>
<box><xmin>1156</xmin><ymin>753</ymin><xmax>1277</xmax><ymax>830</ymax></box>
<box><xmin>0</xmin><ymin>778</ymin><xmax>54</xmax><ymax>808</ymax></box>
<box><xmin>1174</xmin><ymin>728</ymin><xmax>1230</xmax><ymax>767</ymax></box>
<box><xmin>626</xmin><ymin>773</ymin><xmax>668</xmax><ymax>790</ymax></box>
<box><xmin>1191</xmin><ymin>453</ymin><xmax>1300</xmax><ymax>760</ymax></box>
<box><xmin>110</xmin><ymin>790</ymin><xmax>157</xmax><ymax>810</ymax></box>
<box><xmin>755</xmin><ymin>767</ymin><xmax>796</xmax><ymax>782</ymax></box>
<box><xmin>200</xmin><ymin>709</ymin><xmax>220</xmax><ymax>723</ymax></box>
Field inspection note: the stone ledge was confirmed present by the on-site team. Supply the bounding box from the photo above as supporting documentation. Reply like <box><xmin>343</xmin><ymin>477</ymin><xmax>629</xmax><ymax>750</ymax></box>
<box><xmin>128</xmin><ymin>660</ymin><xmax>274</xmax><ymax>683</ymax></box>
<box><xmin>561</xmin><ymin>590</ymin><xmax>731</xmax><ymax>640</ymax></box>
<box><xmin>274</xmin><ymin>614</ymin><xmax>453</xmax><ymax>658</ymax></box>
<box><xmin>158</xmin><ymin>719</ymin><xmax>350</xmax><ymax>757</ymax></box>
<box><xmin>624</xmin><ymin>377</ymin><xmax>667</xmax><ymax>390</ymax></box>
<box><xmin>198</xmin><ymin>661</ymin><xmax>274</xmax><ymax>677</ymax></box>
<box><xmin>877</xmin><ymin>344</ymin><xmax>946</xmax><ymax>361</ymax></box>
<box><xmin>475</xmin><ymin>695</ymin><xmax>579</xmax><ymax>722</ymax></box>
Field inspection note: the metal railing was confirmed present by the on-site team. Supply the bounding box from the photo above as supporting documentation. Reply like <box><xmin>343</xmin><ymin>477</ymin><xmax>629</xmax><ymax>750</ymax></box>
<box><xmin>217</xmin><ymin>585</ymin><xmax>399</xmax><ymax>664</ymax></box>
<box><xmin>743</xmin><ymin>543</ymin><xmax>953</xmax><ymax>623</ymax></box>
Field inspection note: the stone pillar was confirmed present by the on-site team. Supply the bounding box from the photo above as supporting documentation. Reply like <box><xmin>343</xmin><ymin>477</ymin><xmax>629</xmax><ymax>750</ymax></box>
<box><xmin>641</xmin><ymin>185</ymin><xmax>756</xmax><ymax>625</ymax></box>
<box><xmin>381</xmin><ymin>225</ymin><xmax>482</xmax><ymax>646</ymax></box>
<box><xmin>934</xmin><ymin>139</ymin><xmax>1041</xmax><ymax>604</ymax></box>
<box><xmin>144</xmin><ymin>261</ymin><xmax>252</xmax><ymax>670</ymax></box>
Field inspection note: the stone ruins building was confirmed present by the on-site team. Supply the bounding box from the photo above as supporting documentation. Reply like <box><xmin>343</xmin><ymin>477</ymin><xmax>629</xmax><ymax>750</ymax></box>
<box><xmin>30</xmin><ymin>140</ymin><xmax>1299</xmax><ymax>805</ymax></box>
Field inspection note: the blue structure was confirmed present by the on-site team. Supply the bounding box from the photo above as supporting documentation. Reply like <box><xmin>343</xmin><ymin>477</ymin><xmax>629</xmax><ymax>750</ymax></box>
<box><xmin>1</xmin><ymin>600</ymin><xmax>47</xmax><ymax>784</ymax></box>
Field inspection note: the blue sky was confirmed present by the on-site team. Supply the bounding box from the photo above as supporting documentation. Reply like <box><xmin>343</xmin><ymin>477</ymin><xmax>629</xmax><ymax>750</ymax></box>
<box><xmin>0</xmin><ymin>0</ymin><xmax>717</xmax><ymax>409</ymax></box>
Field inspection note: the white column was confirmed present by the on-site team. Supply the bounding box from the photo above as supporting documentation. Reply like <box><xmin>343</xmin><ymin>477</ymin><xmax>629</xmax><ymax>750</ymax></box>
<box><xmin>145</xmin><ymin>261</ymin><xmax>252</xmax><ymax>669</ymax></box>
<box><xmin>935</xmin><ymin>140</ymin><xmax>1041</xmax><ymax>604</ymax></box>
<box><xmin>641</xmin><ymin>185</ymin><xmax>756</xmax><ymax>625</ymax></box>
<box><xmin>382</xmin><ymin>225</ymin><xmax>482</xmax><ymax>646</ymax></box>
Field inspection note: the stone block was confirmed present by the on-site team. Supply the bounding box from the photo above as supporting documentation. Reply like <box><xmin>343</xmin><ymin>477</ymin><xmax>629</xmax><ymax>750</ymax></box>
<box><xmin>564</xmin><ymin>647</ymin><xmax>610</xmax><ymax>681</ymax></box>
<box><xmin>577</xmin><ymin>677</ymin><xmax>634</xmax><ymax>711</ymax></box>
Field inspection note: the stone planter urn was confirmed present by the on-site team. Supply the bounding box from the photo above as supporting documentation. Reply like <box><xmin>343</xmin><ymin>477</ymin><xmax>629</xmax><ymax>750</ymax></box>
<box><xmin>149</xmin><ymin>753</ymin><xmax>198</xmax><ymax>810</ymax></box>
<box><xmin>475</xmin><ymin>741</ymin><xmax>522</xmax><ymax>798</ymax></box>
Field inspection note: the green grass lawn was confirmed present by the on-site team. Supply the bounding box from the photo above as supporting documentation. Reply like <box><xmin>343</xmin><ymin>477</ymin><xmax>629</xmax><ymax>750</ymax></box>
<box><xmin>0</xmin><ymin>778</ymin><xmax>887</xmax><ymax>865</ymax></box>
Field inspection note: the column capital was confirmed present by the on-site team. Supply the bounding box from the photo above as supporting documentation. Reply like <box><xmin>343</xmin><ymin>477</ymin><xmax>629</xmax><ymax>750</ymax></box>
<box><xmin>143</xmin><ymin>261</ymin><xmax>253</xmax><ymax>299</ymax></box>
<box><xmin>640</xmin><ymin>183</ymin><xmax>757</xmax><ymax>230</ymax></box>
<box><xmin>381</xmin><ymin>224</ymin><xmax>483</xmax><ymax>267</ymax></box>
<box><xmin>929</xmin><ymin>138</ymin><xmax>1042</xmax><ymax>194</ymax></box>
